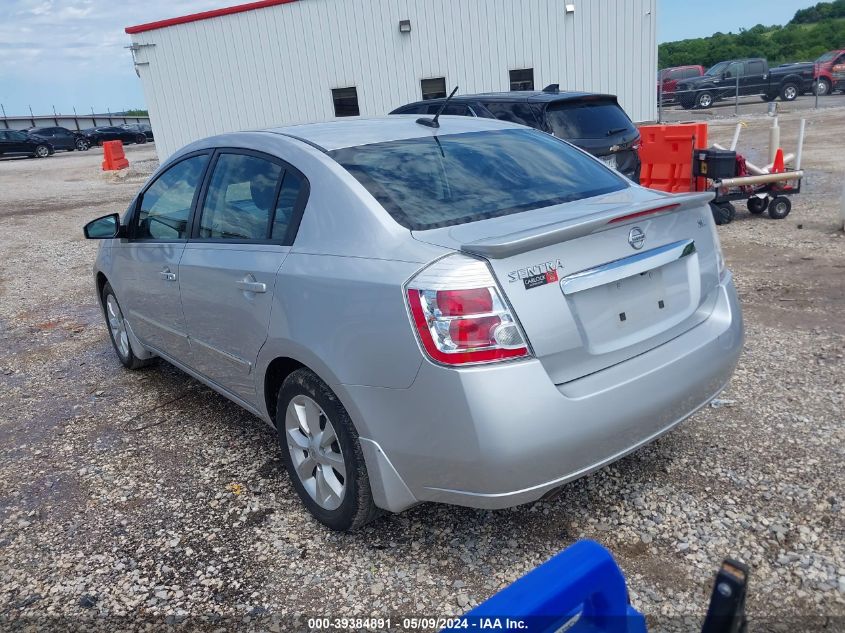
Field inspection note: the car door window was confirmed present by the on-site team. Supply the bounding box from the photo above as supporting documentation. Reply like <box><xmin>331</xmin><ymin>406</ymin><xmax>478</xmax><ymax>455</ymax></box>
<box><xmin>198</xmin><ymin>153</ymin><xmax>282</xmax><ymax>240</ymax></box>
<box><xmin>135</xmin><ymin>154</ymin><xmax>209</xmax><ymax>240</ymax></box>
<box><xmin>270</xmin><ymin>171</ymin><xmax>305</xmax><ymax>241</ymax></box>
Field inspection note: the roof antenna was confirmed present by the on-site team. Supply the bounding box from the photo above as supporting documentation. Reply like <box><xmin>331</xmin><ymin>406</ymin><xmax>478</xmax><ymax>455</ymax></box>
<box><xmin>416</xmin><ymin>86</ymin><xmax>459</xmax><ymax>128</ymax></box>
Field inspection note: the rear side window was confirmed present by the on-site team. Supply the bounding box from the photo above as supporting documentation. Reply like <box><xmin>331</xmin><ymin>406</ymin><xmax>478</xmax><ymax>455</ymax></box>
<box><xmin>136</xmin><ymin>154</ymin><xmax>209</xmax><ymax>240</ymax></box>
<box><xmin>682</xmin><ymin>67</ymin><xmax>701</xmax><ymax>78</ymax></box>
<box><xmin>330</xmin><ymin>128</ymin><xmax>626</xmax><ymax>231</ymax></box>
<box><xmin>481</xmin><ymin>102</ymin><xmax>540</xmax><ymax>128</ymax></box>
<box><xmin>545</xmin><ymin>100</ymin><xmax>635</xmax><ymax>139</ymax></box>
<box><xmin>198</xmin><ymin>153</ymin><xmax>282</xmax><ymax>240</ymax></box>
<box><xmin>747</xmin><ymin>60</ymin><xmax>765</xmax><ymax>75</ymax></box>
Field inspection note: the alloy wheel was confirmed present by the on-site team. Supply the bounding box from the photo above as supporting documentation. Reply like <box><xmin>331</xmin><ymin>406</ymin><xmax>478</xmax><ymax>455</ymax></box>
<box><xmin>105</xmin><ymin>294</ymin><xmax>130</xmax><ymax>358</ymax></box>
<box><xmin>284</xmin><ymin>395</ymin><xmax>346</xmax><ymax>511</ymax></box>
<box><xmin>784</xmin><ymin>86</ymin><xmax>797</xmax><ymax>100</ymax></box>
<box><xmin>698</xmin><ymin>94</ymin><xmax>712</xmax><ymax>108</ymax></box>
<box><xmin>35</xmin><ymin>145</ymin><xmax>50</xmax><ymax>158</ymax></box>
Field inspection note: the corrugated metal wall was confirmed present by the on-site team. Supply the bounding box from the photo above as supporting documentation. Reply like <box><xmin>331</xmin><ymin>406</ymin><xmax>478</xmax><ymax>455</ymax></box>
<box><xmin>130</xmin><ymin>0</ymin><xmax>657</xmax><ymax>158</ymax></box>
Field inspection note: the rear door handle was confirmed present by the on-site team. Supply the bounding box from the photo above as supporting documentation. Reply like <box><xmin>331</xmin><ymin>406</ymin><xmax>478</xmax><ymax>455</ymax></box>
<box><xmin>159</xmin><ymin>268</ymin><xmax>177</xmax><ymax>281</ymax></box>
<box><xmin>236</xmin><ymin>276</ymin><xmax>267</xmax><ymax>294</ymax></box>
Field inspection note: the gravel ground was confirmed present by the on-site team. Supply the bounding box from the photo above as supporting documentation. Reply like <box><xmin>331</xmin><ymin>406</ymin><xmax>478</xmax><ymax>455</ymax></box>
<box><xmin>0</xmin><ymin>116</ymin><xmax>843</xmax><ymax>633</ymax></box>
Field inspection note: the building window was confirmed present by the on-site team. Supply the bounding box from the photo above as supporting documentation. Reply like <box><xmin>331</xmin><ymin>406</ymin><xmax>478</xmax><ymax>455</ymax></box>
<box><xmin>509</xmin><ymin>68</ymin><xmax>534</xmax><ymax>91</ymax></box>
<box><xmin>421</xmin><ymin>77</ymin><xmax>447</xmax><ymax>100</ymax></box>
<box><xmin>332</xmin><ymin>87</ymin><xmax>360</xmax><ymax>117</ymax></box>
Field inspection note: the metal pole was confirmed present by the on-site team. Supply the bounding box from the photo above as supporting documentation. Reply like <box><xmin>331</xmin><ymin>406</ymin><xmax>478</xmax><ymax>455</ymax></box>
<box><xmin>814</xmin><ymin>62</ymin><xmax>820</xmax><ymax>109</ymax></box>
<box><xmin>795</xmin><ymin>118</ymin><xmax>806</xmax><ymax>171</ymax></box>
<box><xmin>657</xmin><ymin>77</ymin><xmax>663</xmax><ymax>123</ymax></box>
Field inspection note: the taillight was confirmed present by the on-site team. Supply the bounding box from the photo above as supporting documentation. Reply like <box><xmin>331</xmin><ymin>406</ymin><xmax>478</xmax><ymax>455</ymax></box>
<box><xmin>406</xmin><ymin>254</ymin><xmax>530</xmax><ymax>366</ymax></box>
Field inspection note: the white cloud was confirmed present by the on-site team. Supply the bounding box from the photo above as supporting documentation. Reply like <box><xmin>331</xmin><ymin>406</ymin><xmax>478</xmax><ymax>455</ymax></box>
<box><xmin>0</xmin><ymin>0</ymin><xmax>224</xmax><ymax>114</ymax></box>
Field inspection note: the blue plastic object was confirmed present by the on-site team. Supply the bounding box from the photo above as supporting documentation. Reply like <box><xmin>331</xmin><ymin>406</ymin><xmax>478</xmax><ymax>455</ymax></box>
<box><xmin>442</xmin><ymin>540</ymin><xmax>648</xmax><ymax>633</ymax></box>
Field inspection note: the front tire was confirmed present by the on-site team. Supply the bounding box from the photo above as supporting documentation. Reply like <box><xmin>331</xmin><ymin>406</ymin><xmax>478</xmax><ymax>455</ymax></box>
<box><xmin>101</xmin><ymin>282</ymin><xmax>155</xmax><ymax>370</ymax></box>
<box><xmin>695</xmin><ymin>91</ymin><xmax>714</xmax><ymax>109</ymax></box>
<box><xmin>814</xmin><ymin>78</ymin><xmax>831</xmax><ymax>97</ymax></box>
<box><xmin>135</xmin><ymin>134</ymin><xmax>147</xmax><ymax>144</ymax></box>
<box><xmin>767</xmin><ymin>196</ymin><xmax>792</xmax><ymax>219</ymax></box>
<box><xmin>780</xmin><ymin>82</ymin><xmax>798</xmax><ymax>101</ymax></box>
<box><xmin>276</xmin><ymin>368</ymin><xmax>381</xmax><ymax>531</ymax></box>
<box><xmin>76</xmin><ymin>139</ymin><xmax>90</xmax><ymax>151</ymax></box>
<box><xmin>710</xmin><ymin>202</ymin><xmax>735</xmax><ymax>225</ymax></box>
<box><xmin>34</xmin><ymin>144</ymin><xmax>50</xmax><ymax>158</ymax></box>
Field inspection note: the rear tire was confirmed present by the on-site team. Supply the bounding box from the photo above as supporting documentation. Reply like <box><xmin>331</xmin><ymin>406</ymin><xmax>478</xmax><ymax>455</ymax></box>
<box><xmin>767</xmin><ymin>196</ymin><xmax>792</xmax><ymax>220</ymax></box>
<box><xmin>276</xmin><ymin>368</ymin><xmax>382</xmax><ymax>531</ymax></box>
<box><xmin>747</xmin><ymin>197</ymin><xmax>768</xmax><ymax>215</ymax></box>
<box><xmin>101</xmin><ymin>282</ymin><xmax>156</xmax><ymax>370</ymax></box>
<box><xmin>780</xmin><ymin>82</ymin><xmax>798</xmax><ymax>101</ymax></box>
<box><xmin>135</xmin><ymin>134</ymin><xmax>147</xmax><ymax>144</ymax></box>
<box><xmin>76</xmin><ymin>139</ymin><xmax>90</xmax><ymax>151</ymax></box>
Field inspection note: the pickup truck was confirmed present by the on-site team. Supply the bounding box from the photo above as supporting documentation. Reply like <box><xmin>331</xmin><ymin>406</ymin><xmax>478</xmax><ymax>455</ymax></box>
<box><xmin>813</xmin><ymin>49</ymin><xmax>845</xmax><ymax>96</ymax></box>
<box><xmin>676</xmin><ymin>58</ymin><xmax>816</xmax><ymax>109</ymax></box>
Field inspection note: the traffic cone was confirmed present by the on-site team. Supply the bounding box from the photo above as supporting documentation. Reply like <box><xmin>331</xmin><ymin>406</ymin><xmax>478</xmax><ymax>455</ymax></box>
<box><xmin>771</xmin><ymin>148</ymin><xmax>785</xmax><ymax>174</ymax></box>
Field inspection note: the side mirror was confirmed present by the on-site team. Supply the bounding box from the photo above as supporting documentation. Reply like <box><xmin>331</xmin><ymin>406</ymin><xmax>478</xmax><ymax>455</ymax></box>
<box><xmin>84</xmin><ymin>213</ymin><xmax>124</xmax><ymax>239</ymax></box>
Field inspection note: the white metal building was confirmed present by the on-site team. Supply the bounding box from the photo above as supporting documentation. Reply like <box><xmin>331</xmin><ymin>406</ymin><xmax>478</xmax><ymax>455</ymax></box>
<box><xmin>126</xmin><ymin>0</ymin><xmax>657</xmax><ymax>158</ymax></box>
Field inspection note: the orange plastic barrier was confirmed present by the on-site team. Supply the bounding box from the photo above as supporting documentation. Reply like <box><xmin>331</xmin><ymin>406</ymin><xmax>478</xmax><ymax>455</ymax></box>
<box><xmin>637</xmin><ymin>123</ymin><xmax>708</xmax><ymax>193</ymax></box>
<box><xmin>102</xmin><ymin>140</ymin><xmax>129</xmax><ymax>171</ymax></box>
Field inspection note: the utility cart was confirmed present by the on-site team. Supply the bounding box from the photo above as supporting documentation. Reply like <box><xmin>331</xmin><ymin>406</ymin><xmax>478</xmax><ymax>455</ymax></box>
<box><xmin>692</xmin><ymin>148</ymin><xmax>804</xmax><ymax>225</ymax></box>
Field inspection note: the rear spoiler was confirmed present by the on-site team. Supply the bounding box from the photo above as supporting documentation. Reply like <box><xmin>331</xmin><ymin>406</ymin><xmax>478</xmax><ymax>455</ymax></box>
<box><xmin>461</xmin><ymin>191</ymin><xmax>714</xmax><ymax>259</ymax></box>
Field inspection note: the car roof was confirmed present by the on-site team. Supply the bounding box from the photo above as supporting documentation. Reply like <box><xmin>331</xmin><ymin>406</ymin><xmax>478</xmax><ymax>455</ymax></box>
<box><xmin>264</xmin><ymin>115</ymin><xmax>525</xmax><ymax>151</ymax></box>
<box><xmin>401</xmin><ymin>90</ymin><xmax>617</xmax><ymax>106</ymax></box>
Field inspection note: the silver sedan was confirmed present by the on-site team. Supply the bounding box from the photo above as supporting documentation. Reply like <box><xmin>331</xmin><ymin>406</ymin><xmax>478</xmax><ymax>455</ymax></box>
<box><xmin>84</xmin><ymin>115</ymin><xmax>743</xmax><ymax>531</ymax></box>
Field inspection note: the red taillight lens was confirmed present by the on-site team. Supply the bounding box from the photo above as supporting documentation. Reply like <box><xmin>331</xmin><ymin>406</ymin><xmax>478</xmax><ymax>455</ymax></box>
<box><xmin>436</xmin><ymin>288</ymin><xmax>493</xmax><ymax>316</ymax></box>
<box><xmin>449</xmin><ymin>315</ymin><xmax>501</xmax><ymax>347</ymax></box>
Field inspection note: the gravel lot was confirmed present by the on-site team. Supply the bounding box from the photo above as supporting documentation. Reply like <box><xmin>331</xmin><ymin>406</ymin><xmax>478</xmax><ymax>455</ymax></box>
<box><xmin>0</xmin><ymin>113</ymin><xmax>843</xmax><ymax>632</ymax></box>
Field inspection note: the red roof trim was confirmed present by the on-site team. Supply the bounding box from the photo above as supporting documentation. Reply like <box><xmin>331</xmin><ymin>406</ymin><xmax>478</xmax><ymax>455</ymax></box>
<box><xmin>125</xmin><ymin>0</ymin><xmax>298</xmax><ymax>34</ymax></box>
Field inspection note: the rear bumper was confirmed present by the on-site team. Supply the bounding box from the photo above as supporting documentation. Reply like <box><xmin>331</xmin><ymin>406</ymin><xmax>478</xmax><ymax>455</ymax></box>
<box><xmin>341</xmin><ymin>274</ymin><xmax>743</xmax><ymax>512</ymax></box>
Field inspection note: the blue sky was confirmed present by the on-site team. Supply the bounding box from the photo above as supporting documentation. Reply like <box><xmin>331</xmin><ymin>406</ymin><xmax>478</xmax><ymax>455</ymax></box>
<box><xmin>0</xmin><ymin>0</ymin><xmax>821</xmax><ymax>116</ymax></box>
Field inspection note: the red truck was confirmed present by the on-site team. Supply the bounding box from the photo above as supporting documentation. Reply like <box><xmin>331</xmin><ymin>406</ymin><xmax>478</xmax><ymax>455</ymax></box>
<box><xmin>812</xmin><ymin>49</ymin><xmax>845</xmax><ymax>96</ymax></box>
<box><xmin>658</xmin><ymin>65</ymin><xmax>705</xmax><ymax>103</ymax></box>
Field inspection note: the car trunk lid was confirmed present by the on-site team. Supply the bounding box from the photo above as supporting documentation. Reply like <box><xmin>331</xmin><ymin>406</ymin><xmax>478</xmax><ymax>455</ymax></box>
<box><xmin>413</xmin><ymin>189</ymin><xmax>722</xmax><ymax>384</ymax></box>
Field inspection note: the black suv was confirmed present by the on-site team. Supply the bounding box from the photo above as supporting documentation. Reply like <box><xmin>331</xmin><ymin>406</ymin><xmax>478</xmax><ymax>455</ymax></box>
<box><xmin>27</xmin><ymin>126</ymin><xmax>90</xmax><ymax>152</ymax></box>
<box><xmin>391</xmin><ymin>88</ymin><xmax>641</xmax><ymax>182</ymax></box>
<box><xmin>0</xmin><ymin>130</ymin><xmax>54</xmax><ymax>158</ymax></box>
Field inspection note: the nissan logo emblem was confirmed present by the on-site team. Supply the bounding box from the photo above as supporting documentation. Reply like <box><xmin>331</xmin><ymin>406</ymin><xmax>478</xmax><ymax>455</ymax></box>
<box><xmin>628</xmin><ymin>227</ymin><xmax>646</xmax><ymax>250</ymax></box>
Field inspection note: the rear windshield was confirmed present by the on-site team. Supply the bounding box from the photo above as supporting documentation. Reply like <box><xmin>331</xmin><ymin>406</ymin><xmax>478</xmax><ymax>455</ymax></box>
<box><xmin>545</xmin><ymin>100</ymin><xmax>636</xmax><ymax>140</ymax></box>
<box><xmin>330</xmin><ymin>128</ymin><xmax>626</xmax><ymax>231</ymax></box>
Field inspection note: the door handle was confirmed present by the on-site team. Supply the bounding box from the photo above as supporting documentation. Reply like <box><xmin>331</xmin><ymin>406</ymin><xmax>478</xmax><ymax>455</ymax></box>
<box><xmin>236</xmin><ymin>277</ymin><xmax>267</xmax><ymax>293</ymax></box>
<box><xmin>159</xmin><ymin>268</ymin><xmax>177</xmax><ymax>281</ymax></box>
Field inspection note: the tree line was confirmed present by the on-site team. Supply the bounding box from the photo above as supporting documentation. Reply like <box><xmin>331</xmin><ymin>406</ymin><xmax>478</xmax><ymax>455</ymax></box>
<box><xmin>659</xmin><ymin>0</ymin><xmax>845</xmax><ymax>70</ymax></box>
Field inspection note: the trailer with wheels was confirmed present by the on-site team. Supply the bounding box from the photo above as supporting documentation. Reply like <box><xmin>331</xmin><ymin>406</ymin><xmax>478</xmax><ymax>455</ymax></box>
<box><xmin>693</xmin><ymin>148</ymin><xmax>803</xmax><ymax>225</ymax></box>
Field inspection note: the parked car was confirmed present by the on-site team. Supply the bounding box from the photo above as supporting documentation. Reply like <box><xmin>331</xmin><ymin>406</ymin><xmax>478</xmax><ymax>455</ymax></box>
<box><xmin>84</xmin><ymin>116</ymin><xmax>743</xmax><ymax>531</ymax></box>
<box><xmin>390</xmin><ymin>88</ymin><xmax>642</xmax><ymax>182</ymax></box>
<box><xmin>121</xmin><ymin>123</ymin><xmax>154</xmax><ymax>141</ymax></box>
<box><xmin>812</xmin><ymin>49</ymin><xmax>845</xmax><ymax>96</ymax></box>
<box><xmin>26</xmin><ymin>126</ymin><xmax>91</xmax><ymax>151</ymax></box>
<box><xmin>658</xmin><ymin>65</ymin><xmax>705</xmax><ymax>103</ymax></box>
<box><xmin>82</xmin><ymin>126</ymin><xmax>148</xmax><ymax>146</ymax></box>
<box><xmin>676</xmin><ymin>58</ymin><xmax>816</xmax><ymax>108</ymax></box>
<box><xmin>0</xmin><ymin>130</ymin><xmax>54</xmax><ymax>158</ymax></box>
